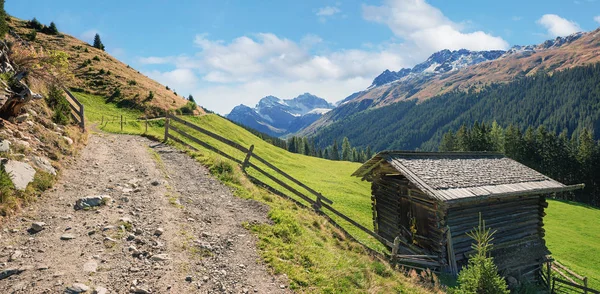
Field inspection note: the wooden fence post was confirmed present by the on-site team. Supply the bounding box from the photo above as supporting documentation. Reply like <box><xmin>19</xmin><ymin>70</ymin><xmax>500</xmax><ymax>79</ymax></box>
<box><xmin>101</xmin><ymin>115</ymin><xmax>104</xmax><ymax>125</ymax></box>
<box><xmin>584</xmin><ymin>277</ymin><xmax>588</xmax><ymax>294</ymax></box>
<box><xmin>547</xmin><ymin>261</ymin><xmax>552</xmax><ymax>290</ymax></box>
<box><xmin>391</xmin><ymin>236</ymin><xmax>401</xmax><ymax>260</ymax></box>
<box><xmin>120</xmin><ymin>115</ymin><xmax>123</xmax><ymax>131</ymax></box>
<box><xmin>241</xmin><ymin>145</ymin><xmax>254</xmax><ymax>172</ymax></box>
<box><xmin>80</xmin><ymin>104</ymin><xmax>85</xmax><ymax>130</ymax></box>
<box><xmin>313</xmin><ymin>196</ymin><xmax>322</xmax><ymax>211</ymax></box>
<box><xmin>164</xmin><ymin>115</ymin><xmax>170</xmax><ymax>142</ymax></box>
<box><xmin>145</xmin><ymin>116</ymin><xmax>148</xmax><ymax>133</ymax></box>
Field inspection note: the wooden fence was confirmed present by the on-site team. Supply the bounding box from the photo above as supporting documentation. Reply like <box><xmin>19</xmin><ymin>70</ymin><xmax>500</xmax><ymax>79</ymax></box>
<box><xmin>540</xmin><ymin>260</ymin><xmax>598</xmax><ymax>293</ymax></box>
<box><xmin>163</xmin><ymin>114</ymin><xmax>395</xmax><ymax>250</ymax></box>
<box><xmin>64</xmin><ymin>89</ymin><xmax>85</xmax><ymax>130</ymax></box>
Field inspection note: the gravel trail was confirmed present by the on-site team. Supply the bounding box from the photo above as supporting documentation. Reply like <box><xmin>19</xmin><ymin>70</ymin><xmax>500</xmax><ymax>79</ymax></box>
<box><xmin>0</xmin><ymin>133</ymin><xmax>289</xmax><ymax>293</ymax></box>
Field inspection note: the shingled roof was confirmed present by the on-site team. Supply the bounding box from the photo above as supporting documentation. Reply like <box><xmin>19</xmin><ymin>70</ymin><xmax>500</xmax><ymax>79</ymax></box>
<box><xmin>353</xmin><ymin>151</ymin><xmax>583</xmax><ymax>203</ymax></box>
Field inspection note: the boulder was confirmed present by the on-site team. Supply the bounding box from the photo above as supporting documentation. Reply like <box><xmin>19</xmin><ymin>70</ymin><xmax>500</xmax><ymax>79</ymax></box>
<box><xmin>0</xmin><ymin>140</ymin><xmax>9</xmax><ymax>152</ymax></box>
<box><xmin>15</xmin><ymin>113</ymin><xmax>29</xmax><ymax>123</ymax></box>
<box><xmin>74</xmin><ymin>195</ymin><xmax>111</xmax><ymax>210</ymax></box>
<box><xmin>4</xmin><ymin>160</ymin><xmax>35</xmax><ymax>190</ymax></box>
<box><xmin>32</xmin><ymin>156</ymin><xmax>56</xmax><ymax>175</ymax></box>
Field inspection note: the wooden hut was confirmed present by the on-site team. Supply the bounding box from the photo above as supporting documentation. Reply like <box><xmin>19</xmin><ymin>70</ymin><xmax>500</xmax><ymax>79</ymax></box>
<box><xmin>352</xmin><ymin>151</ymin><xmax>583</xmax><ymax>280</ymax></box>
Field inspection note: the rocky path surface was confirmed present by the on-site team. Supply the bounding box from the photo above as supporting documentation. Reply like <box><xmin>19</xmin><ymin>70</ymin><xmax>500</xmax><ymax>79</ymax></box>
<box><xmin>0</xmin><ymin>133</ymin><xmax>289</xmax><ymax>293</ymax></box>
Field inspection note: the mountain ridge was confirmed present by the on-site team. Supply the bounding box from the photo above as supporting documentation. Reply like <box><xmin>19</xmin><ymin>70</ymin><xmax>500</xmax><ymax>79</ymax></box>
<box><xmin>226</xmin><ymin>93</ymin><xmax>333</xmax><ymax>137</ymax></box>
<box><xmin>298</xmin><ymin>29</ymin><xmax>599</xmax><ymax>137</ymax></box>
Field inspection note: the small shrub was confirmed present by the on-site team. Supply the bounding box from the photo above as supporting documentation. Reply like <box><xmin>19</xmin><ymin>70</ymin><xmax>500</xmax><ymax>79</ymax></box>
<box><xmin>165</xmin><ymin>85</ymin><xmax>170</xmax><ymax>90</ymax></box>
<box><xmin>46</xmin><ymin>84</ymin><xmax>71</xmax><ymax>125</ymax></box>
<box><xmin>31</xmin><ymin>171</ymin><xmax>54</xmax><ymax>192</ymax></box>
<box><xmin>92</xmin><ymin>55</ymin><xmax>100</xmax><ymax>61</ymax></box>
<box><xmin>0</xmin><ymin>161</ymin><xmax>14</xmax><ymax>202</ymax></box>
<box><xmin>25</xmin><ymin>30</ymin><xmax>37</xmax><ymax>41</ymax></box>
<box><xmin>98</xmin><ymin>69</ymin><xmax>105</xmax><ymax>75</ymax></box>
<box><xmin>144</xmin><ymin>91</ymin><xmax>154</xmax><ymax>102</ymax></box>
<box><xmin>128</xmin><ymin>80</ymin><xmax>137</xmax><ymax>86</ymax></box>
<box><xmin>84</xmin><ymin>47</ymin><xmax>89</xmax><ymax>53</ymax></box>
<box><xmin>176</xmin><ymin>101</ymin><xmax>197</xmax><ymax>115</ymax></box>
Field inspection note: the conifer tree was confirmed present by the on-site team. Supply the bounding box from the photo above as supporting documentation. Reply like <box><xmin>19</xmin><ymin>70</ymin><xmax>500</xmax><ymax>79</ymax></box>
<box><xmin>0</xmin><ymin>0</ymin><xmax>7</xmax><ymax>39</ymax></box>
<box><xmin>93</xmin><ymin>33</ymin><xmax>105</xmax><ymax>51</ymax></box>
<box><xmin>47</xmin><ymin>22</ymin><xmax>59</xmax><ymax>35</ymax></box>
<box><xmin>331</xmin><ymin>139</ymin><xmax>340</xmax><ymax>160</ymax></box>
<box><xmin>439</xmin><ymin>131</ymin><xmax>456</xmax><ymax>151</ymax></box>
<box><xmin>341</xmin><ymin>137</ymin><xmax>351</xmax><ymax>161</ymax></box>
<box><xmin>188</xmin><ymin>94</ymin><xmax>196</xmax><ymax>103</ymax></box>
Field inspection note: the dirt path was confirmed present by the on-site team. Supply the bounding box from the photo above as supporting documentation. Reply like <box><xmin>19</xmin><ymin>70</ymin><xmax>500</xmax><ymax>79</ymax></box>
<box><xmin>0</xmin><ymin>133</ymin><xmax>289</xmax><ymax>293</ymax></box>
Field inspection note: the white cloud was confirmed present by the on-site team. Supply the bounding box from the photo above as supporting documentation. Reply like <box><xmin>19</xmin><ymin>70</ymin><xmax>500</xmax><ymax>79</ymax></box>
<box><xmin>537</xmin><ymin>14</ymin><xmax>582</xmax><ymax>37</ymax></box>
<box><xmin>80</xmin><ymin>29</ymin><xmax>100</xmax><ymax>43</ymax></box>
<box><xmin>512</xmin><ymin>16</ymin><xmax>523</xmax><ymax>21</ymax></box>
<box><xmin>594</xmin><ymin>15</ymin><xmax>600</xmax><ymax>24</ymax></box>
<box><xmin>138</xmin><ymin>0</ymin><xmax>509</xmax><ymax>114</ymax></box>
<box><xmin>362</xmin><ymin>0</ymin><xmax>508</xmax><ymax>52</ymax></box>
<box><xmin>145</xmin><ymin>68</ymin><xmax>198</xmax><ymax>96</ymax></box>
<box><xmin>316</xmin><ymin>6</ymin><xmax>341</xmax><ymax>16</ymax></box>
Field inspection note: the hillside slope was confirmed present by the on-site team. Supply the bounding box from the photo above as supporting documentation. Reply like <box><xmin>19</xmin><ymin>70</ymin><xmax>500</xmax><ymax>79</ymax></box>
<box><xmin>7</xmin><ymin>17</ymin><xmax>202</xmax><ymax>116</ymax></box>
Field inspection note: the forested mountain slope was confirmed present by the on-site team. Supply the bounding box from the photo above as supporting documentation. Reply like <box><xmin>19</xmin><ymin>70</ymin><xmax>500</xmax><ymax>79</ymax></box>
<box><xmin>300</xmin><ymin>29</ymin><xmax>600</xmax><ymax>136</ymax></box>
<box><xmin>311</xmin><ymin>63</ymin><xmax>600</xmax><ymax>151</ymax></box>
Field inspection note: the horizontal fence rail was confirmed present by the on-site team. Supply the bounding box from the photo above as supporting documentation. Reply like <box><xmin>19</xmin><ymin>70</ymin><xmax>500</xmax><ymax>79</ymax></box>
<box><xmin>543</xmin><ymin>260</ymin><xmax>598</xmax><ymax>294</ymax></box>
<box><xmin>163</xmin><ymin>114</ymin><xmax>395</xmax><ymax>251</ymax></box>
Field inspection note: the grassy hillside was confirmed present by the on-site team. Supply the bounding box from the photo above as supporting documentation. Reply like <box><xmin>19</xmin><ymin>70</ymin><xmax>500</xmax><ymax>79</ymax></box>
<box><xmin>78</xmin><ymin>92</ymin><xmax>598</xmax><ymax>291</ymax></box>
<box><xmin>7</xmin><ymin>16</ymin><xmax>203</xmax><ymax>116</ymax></box>
<box><xmin>546</xmin><ymin>200</ymin><xmax>600</xmax><ymax>289</ymax></box>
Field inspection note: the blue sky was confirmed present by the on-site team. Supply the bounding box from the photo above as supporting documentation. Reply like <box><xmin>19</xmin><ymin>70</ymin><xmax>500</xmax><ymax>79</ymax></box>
<box><xmin>7</xmin><ymin>0</ymin><xmax>600</xmax><ymax>114</ymax></box>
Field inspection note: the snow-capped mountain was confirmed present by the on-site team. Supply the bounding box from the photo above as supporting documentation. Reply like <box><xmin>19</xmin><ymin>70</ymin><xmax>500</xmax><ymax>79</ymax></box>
<box><xmin>227</xmin><ymin>93</ymin><xmax>334</xmax><ymax>137</ymax></box>
<box><xmin>369</xmin><ymin>49</ymin><xmax>506</xmax><ymax>88</ymax></box>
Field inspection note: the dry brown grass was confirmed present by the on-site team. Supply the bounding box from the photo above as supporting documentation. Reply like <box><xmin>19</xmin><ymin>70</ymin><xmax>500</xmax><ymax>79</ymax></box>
<box><xmin>7</xmin><ymin>16</ymin><xmax>204</xmax><ymax>116</ymax></box>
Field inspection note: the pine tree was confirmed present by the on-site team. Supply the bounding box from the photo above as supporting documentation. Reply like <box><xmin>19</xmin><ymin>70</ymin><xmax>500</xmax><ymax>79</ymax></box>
<box><xmin>93</xmin><ymin>33</ymin><xmax>105</xmax><ymax>51</ymax></box>
<box><xmin>456</xmin><ymin>125</ymin><xmax>471</xmax><ymax>151</ymax></box>
<box><xmin>341</xmin><ymin>137</ymin><xmax>351</xmax><ymax>161</ymax></box>
<box><xmin>331</xmin><ymin>139</ymin><xmax>340</xmax><ymax>160</ymax></box>
<box><xmin>454</xmin><ymin>215</ymin><xmax>509</xmax><ymax>294</ymax></box>
<box><xmin>351</xmin><ymin>147</ymin><xmax>358</xmax><ymax>162</ymax></box>
<box><xmin>439</xmin><ymin>131</ymin><xmax>456</xmax><ymax>151</ymax></box>
<box><xmin>0</xmin><ymin>0</ymin><xmax>7</xmax><ymax>39</ymax></box>
<box><xmin>323</xmin><ymin>148</ymin><xmax>330</xmax><ymax>160</ymax></box>
<box><xmin>490</xmin><ymin>121</ymin><xmax>504</xmax><ymax>152</ymax></box>
<box><xmin>29</xmin><ymin>17</ymin><xmax>43</xmax><ymax>30</ymax></box>
<box><xmin>47</xmin><ymin>22</ymin><xmax>59</xmax><ymax>35</ymax></box>
<box><xmin>366</xmin><ymin>146</ymin><xmax>373</xmax><ymax>160</ymax></box>
<box><xmin>302</xmin><ymin>137</ymin><xmax>310</xmax><ymax>155</ymax></box>
<box><xmin>188</xmin><ymin>94</ymin><xmax>196</xmax><ymax>103</ymax></box>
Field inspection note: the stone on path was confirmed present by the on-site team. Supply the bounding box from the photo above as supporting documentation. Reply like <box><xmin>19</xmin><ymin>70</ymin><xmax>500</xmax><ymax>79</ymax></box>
<box><xmin>0</xmin><ymin>267</ymin><xmax>25</xmax><ymax>280</ymax></box>
<box><xmin>93</xmin><ymin>286</ymin><xmax>108</xmax><ymax>294</ymax></box>
<box><xmin>74</xmin><ymin>195</ymin><xmax>111</xmax><ymax>210</ymax></box>
<box><xmin>30</xmin><ymin>221</ymin><xmax>46</xmax><ymax>233</ymax></box>
<box><xmin>66</xmin><ymin>283</ymin><xmax>90</xmax><ymax>293</ymax></box>
<box><xmin>60</xmin><ymin>233</ymin><xmax>76</xmax><ymax>240</ymax></box>
<box><xmin>150</xmin><ymin>254</ymin><xmax>170</xmax><ymax>261</ymax></box>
